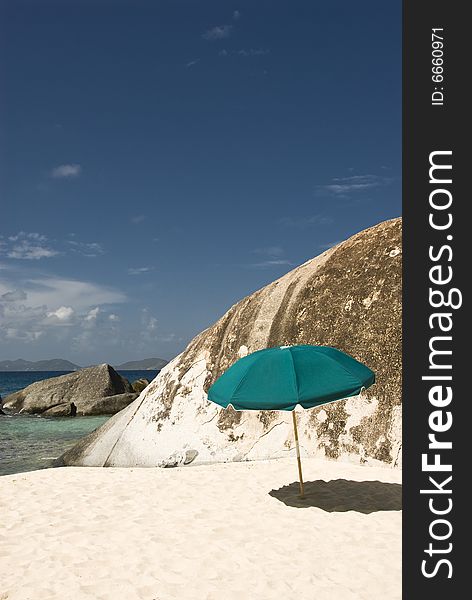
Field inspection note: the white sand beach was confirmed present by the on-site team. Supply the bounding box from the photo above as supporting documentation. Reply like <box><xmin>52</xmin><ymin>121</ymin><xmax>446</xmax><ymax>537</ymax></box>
<box><xmin>0</xmin><ymin>458</ymin><xmax>401</xmax><ymax>600</ymax></box>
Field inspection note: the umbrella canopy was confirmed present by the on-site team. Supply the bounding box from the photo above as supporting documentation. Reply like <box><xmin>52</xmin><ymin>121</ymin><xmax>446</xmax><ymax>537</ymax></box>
<box><xmin>207</xmin><ymin>345</ymin><xmax>375</xmax><ymax>411</ymax></box>
<box><xmin>207</xmin><ymin>345</ymin><xmax>375</xmax><ymax>498</ymax></box>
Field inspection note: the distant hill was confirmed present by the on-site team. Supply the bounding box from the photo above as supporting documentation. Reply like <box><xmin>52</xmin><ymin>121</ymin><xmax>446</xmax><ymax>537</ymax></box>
<box><xmin>0</xmin><ymin>357</ymin><xmax>169</xmax><ymax>372</ymax></box>
<box><xmin>0</xmin><ymin>358</ymin><xmax>81</xmax><ymax>372</ymax></box>
<box><xmin>114</xmin><ymin>358</ymin><xmax>168</xmax><ymax>370</ymax></box>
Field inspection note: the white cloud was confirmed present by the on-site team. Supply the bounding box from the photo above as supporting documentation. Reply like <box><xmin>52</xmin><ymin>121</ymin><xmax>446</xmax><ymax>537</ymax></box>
<box><xmin>50</xmin><ymin>163</ymin><xmax>82</xmax><ymax>178</ymax></box>
<box><xmin>71</xmin><ymin>308</ymin><xmax>123</xmax><ymax>352</ymax></box>
<box><xmin>1</xmin><ymin>289</ymin><xmax>27</xmax><ymax>302</ymax></box>
<box><xmin>84</xmin><ymin>307</ymin><xmax>100</xmax><ymax>322</ymax></box>
<box><xmin>3</xmin><ymin>232</ymin><xmax>59</xmax><ymax>260</ymax></box>
<box><xmin>128</xmin><ymin>266</ymin><xmax>153</xmax><ymax>276</ymax></box>
<box><xmin>316</xmin><ymin>174</ymin><xmax>393</xmax><ymax>197</ymax></box>
<box><xmin>0</xmin><ymin>275</ymin><xmax>125</xmax><ymax>344</ymax></box>
<box><xmin>4</xmin><ymin>328</ymin><xmax>43</xmax><ymax>342</ymax></box>
<box><xmin>202</xmin><ymin>25</ymin><xmax>232</xmax><ymax>41</ymax></box>
<box><xmin>2</xmin><ymin>232</ymin><xmax>105</xmax><ymax>260</ymax></box>
<box><xmin>8</xmin><ymin>232</ymin><xmax>46</xmax><ymax>242</ymax></box>
<box><xmin>233</xmin><ymin>10</ymin><xmax>241</xmax><ymax>20</ymax></box>
<box><xmin>8</xmin><ymin>246</ymin><xmax>57</xmax><ymax>260</ymax></box>
<box><xmin>140</xmin><ymin>308</ymin><xmax>158</xmax><ymax>333</ymax></box>
<box><xmin>14</xmin><ymin>277</ymin><xmax>125</xmax><ymax>312</ymax></box>
<box><xmin>67</xmin><ymin>240</ymin><xmax>104</xmax><ymax>257</ymax></box>
<box><xmin>47</xmin><ymin>306</ymin><xmax>74</xmax><ymax>321</ymax></box>
<box><xmin>247</xmin><ymin>259</ymin><xmax>293</xmax><ymax>269</ymax></box>
<box><xmin>186</xmin><ymin>58</ymin><xmax>200</xmax><ymax>68</ymax></box>
<box><xmin>0</xmin><ymin>271</ymin><xmax>128</xmax><ymax>355</ymax></box>
<box><xmin>0</xmin><ymin>302</ymin><xmax>48</xmax><ymax>344</ymax></box>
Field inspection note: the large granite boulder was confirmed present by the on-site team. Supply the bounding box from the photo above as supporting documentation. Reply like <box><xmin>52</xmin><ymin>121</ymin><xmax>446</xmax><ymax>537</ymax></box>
<box><xmin>3</xmin><ymin>364</ymin><xmax>136</xmax><ymax>416</ymax></box>
<box><xmin>61</xmin><ymin>218</ymin><xmax>402</xmax><ymax>468</ymax></box>
<box><xmin>41</xmin><ymin>393</ymin><xmax>139</xmax><ymax>416</ymax></box>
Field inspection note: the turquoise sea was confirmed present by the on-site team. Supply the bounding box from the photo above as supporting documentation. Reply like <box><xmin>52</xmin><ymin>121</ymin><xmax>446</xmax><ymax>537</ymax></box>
<box><xmin>0</xmin><ymin>370</ymin><xmax>158</xmax><ymax>476</ymax></box>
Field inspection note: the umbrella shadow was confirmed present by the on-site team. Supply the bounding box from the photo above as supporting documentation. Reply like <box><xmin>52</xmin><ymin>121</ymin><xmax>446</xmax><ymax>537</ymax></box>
<box><xmin>269</xmin><ymin>479</ymin><xmax>402</xmax><ymax>513</ymax></box>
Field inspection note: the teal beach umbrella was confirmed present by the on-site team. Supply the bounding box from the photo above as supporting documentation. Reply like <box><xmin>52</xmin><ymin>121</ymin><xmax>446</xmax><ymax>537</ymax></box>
<box><xmin>208</xmin><ymin>345</ymin><xmax>375</xmax><ymax>497</ymax></box>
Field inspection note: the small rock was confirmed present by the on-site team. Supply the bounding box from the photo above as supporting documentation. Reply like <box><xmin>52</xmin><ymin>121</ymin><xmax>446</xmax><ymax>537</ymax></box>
<box><xmin>131</xmin><ymin>378</ymin><xmax>150</xmax><ymax>394</ymax></box>
<box><xmin>159</xmin><ymin>449</ymin><xmax>199</xmax><ymax>468</ymax></box>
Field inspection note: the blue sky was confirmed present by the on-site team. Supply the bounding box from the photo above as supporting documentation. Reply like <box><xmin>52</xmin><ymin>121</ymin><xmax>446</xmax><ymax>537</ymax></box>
<box><xmin>0</xmin><ymin>0</ymin><xmax>401</xmax><ymax>365</ymax></box>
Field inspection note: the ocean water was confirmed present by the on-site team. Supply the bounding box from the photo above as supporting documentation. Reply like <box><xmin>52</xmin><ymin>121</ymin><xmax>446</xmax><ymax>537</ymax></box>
<box><xmin>0</xmin><ymin>370</ymin><xmax>159</xmax><ymax>476</ymax></box>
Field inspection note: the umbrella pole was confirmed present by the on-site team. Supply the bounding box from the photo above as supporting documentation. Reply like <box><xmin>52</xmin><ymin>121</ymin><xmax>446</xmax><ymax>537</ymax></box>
<box><xmin>292</xmin><ymin>410</ymin><xmax>305</xmax><ymax>498</ymax></box>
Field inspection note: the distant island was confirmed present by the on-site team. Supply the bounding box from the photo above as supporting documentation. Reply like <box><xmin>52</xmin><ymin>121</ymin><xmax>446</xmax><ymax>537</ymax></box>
<box><xmin>0</xmin><ymin>358</ymin><xmax>81</xmax><ymax>372</ymax></box>
<box><xmin>114</xmin><ymin>358</ymin><xmax>169</xmax><ymax>371</ymax></box>
<box><xmin>0</xmin><ymin>357</ymin><xmax>169</xmax><ymax>372</ymax></box>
